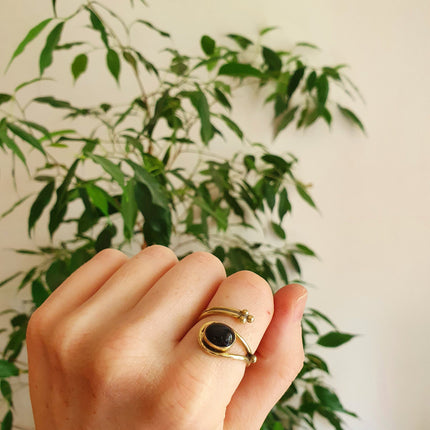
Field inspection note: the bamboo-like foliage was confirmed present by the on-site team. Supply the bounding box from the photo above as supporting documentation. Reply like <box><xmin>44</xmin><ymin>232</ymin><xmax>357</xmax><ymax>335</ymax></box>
<box><xmin>0</xmin><ymin>1</ymin><xmax>364</xmax><ymax>429</ymax></box>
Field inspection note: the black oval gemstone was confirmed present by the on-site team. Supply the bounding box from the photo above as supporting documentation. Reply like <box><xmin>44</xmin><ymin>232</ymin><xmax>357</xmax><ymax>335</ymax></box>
<box><xmin>205</xmin><ymin>323</ymin><xmax>235</xmax><ymax>348</ymax></box>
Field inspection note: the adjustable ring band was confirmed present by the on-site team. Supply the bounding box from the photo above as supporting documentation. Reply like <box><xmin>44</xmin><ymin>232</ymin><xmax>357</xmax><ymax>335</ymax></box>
<box><xmin>198</xmin><ymin>307</ymin><xmax>255</xmax><ymax>324</ymax></box>
<box><xmin>197</xmin><ymin>307</ymin><xmax>257</xmax><ymax>366</ymax></box>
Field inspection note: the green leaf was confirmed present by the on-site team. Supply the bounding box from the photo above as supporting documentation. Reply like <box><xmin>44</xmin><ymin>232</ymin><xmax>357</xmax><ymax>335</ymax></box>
<box><xmin>0</xmin><ymin>272</ymin><xmax>22</xmax><ymax>288</ymax></box>
<box><xmin>259</xmin><ymin>26</ymin><xmax>278</xmax><ymax>36</ymax></box>
<box><xmin>314</xmin><ymin>385</ymin><xmax>344</xmax><ymax>411</ymax></box>
<box><xmin>0</xmin><ymin>121</ymin><xmax>27</xmax><ymax>167</ymax></box>
<box><xmin>218</xmin><ymin>114</ymin><xmax>243</xmax><ymax>139</ymax></box>
<box><xmin>321</xmin><ymin>107</ymin><xmax>332</xmax><ymax>126</ymax></box>
<box><xmin>296</xmin><ymin>243</ymin><xmax>317</xmax><ymax>257</ymax></box>
<box><xmin>134</xmin><ymin>181</ymin><xmax>172</xmax><ymax>246</ymax></box>
<box><xmin>214</xmin><ymin>88</ymin><xmax>231</xmax><ymax>110</ymax></box>
<box><xmin>338</xmin><ymin>105</ymin><xmax>366</xmax><ymax>133</ymax></box>
<box><xmin>15</xmin><ymin>77</ymin><xmax>53</xmax><ymax>92</ymax></box>
<box><xmin>18</xmin><ymin>267</ymin><xmax>37</xmax><ymax>291</ymax></box>
<box><xmin>309</xmin><ymin>308</ymin><xmax>337</xmax><ymax>329</ymax></box>
<box><xmin>123</xmin><ymin>51</ymin><xmax>137</xmax><ymax>71</ymax></box>
<box><xmin>1</xmin><ymin>379</ymin><xmax>12</xmax><ymax>406</ymax></box>
<box><xmin>0</xmin><ymin>94</ymin><xmax>12</xmax><ymax>106</ymax></box>
<box><xmin>306</xmin><ymin>353</ymin><xmax>330</xmax><ymax>373</ymax></box>
<box><xmin>28</xmin><ymin>180</ymin><xmax>55</xmax><ymax>235</ymax></box>
<box><xmin>39</xmin><ymin>22</ymin><xmax>65</xmax><ymax>75</ymax></box>
<box><xmin>49</xmin><ymin>159</ymin><xmax>79</xmax><ymax>236</ymax></box>
<box><xmin>226</xmin><ymin>248</ymin><xmax>258</xmax><ymax>273</ymax></box>
<box><xmin>289</xmin><ymin>253</ymin><xmax>301</xmax><ymax>274</ymax></box>
<box><xmin>262</xmin><ymin>47</ymin><xmax>282</xmax><ymax>72</ymax></box>
<box><xmin>127</xmin><ymin>161</ymin><xmax>169</xmax><ymax>209</ymax></box>
<box><xmin>33</xmin><ymin>96</ymin><xmax>73</xmax><ymax>109</ymax></box>
<box><xmin>85</xmin><ymin>183</ymin><xmax>109</xmax><ymax>216</ymax></box>
<box><xmin>31</xmin><ymin>278</ymin><xmax>50</xmax><ymax>308</ymax></box>
<box><xmin>182</xmin><ymin>90</ymin><xmax>214</xmax><ymax>144</ymax></box>
<box><xmin>243</xmin><ymin>155</ymin><xmax>256</xmax><ymax>171</ymax></box>
<box><xmin>3</xmin><ymin>326</ymin><xmax>26</xmax><ymax>361</ymax></box>
<box><xmin>107</xmin><ymin>49</ymin><xmax>121</xmax><ymax>83</ymax></box>
<box><xmin>271</xmin><ymin>222</ymin><xmax>286</xmax><ymax>239</ymax></box>
<box><xmin>287</xmin><ymin>67</ymin><xmax>305</xmax><ymax>97</ymax></box>
<box><xmin>95</xmin><ymin>223</ymin><xmax>117</xmax><ymax>252</ymax></box>
<box><xmin>7</xmin><ymin>123</ymin><xmax>46</xmax><ymax>155</ymax></box>
<box><xmin>56</xmin><ymin>42</ymin><xmax>86</xmax><ymax>51</ymax></box>
<box><xmin>296</xmin><ymin>41</ymin><xmax>320</xmax><ymax>50</ymax></box>
<box><xmin>275</xmin><ymin>106</ymin><xmax>299</xmax><ymax>136</ymax></box>
<box><xmin>69</xmin><ymin>247</ymin><xmax>93</xmax><ymax>273</ymax></box>
<box><xmin>296</xmin><ymin>182</ymin><xmax>317</xmax><ymax>208</ymax></box>
<box><xmin>0</xmin><ymin>361</ymin><xmax>19</xmax><ymax>378</ymax></box>
<box><xmin>276</xmin><ymin>258</ymin><xmax>289</xmax><ymax>284</ymax></box>
<box><xmin>226</xmin><ymin>34</ymin><xmax>253</xmax><ymax>49</ymax></box>
<box><xmin>201</xmin><ymin>35</ymin><xmax>215</xmax><ymax>56</ymax></box>
<box><xmin>317</xmin><ymin>331</ymin><xmax>356</xmax><ymax>347</ymax></box>
<box><xmin>121</xmin><ymin>179</ymin><xmax>138</xmax><ymax>240</ymax></box>
<box><xmin>87</xmin><ymin>154</ymin><xmax>125</xmax><ymax>187</ymax></box>
<box><xmin>135</xmin><ymin>20</ymin><xmax>170</xmax><ymax>38</ymax></box>
<box><xmin>6</xmin><ymin>18</ymin><xmax>52</xmax><ymax>70</ymax></box>
<box><xmin>219</xmin><ymin>63</ymin><xmax>262</xmax><ymax>78</ymax></box>
<box><xmin>45</xmin><ymin>260</ymin><xmax>68</xmax><ymax>291</ymax></box>
<box><xmin>71</xmin><ymin>54</ymin><xmax>88</xmax><ymax>82</ymax></box>
<box><xmin>317</xmin><ymin>74</ymin><xmax>329</xmax><ymax>105</ymax></box>
<box><xmin>322</xmin><ymin>66</ymin><xmax>341</xmax><ymax>81</ymax></box>
<box><xmin>306</xmin><ymin>70</ymin><xmax>317</xmax><ymax>91</ymax></box>
<box><xmin>278</xmin><ymin>188</ymin><xmax>291</xmax><ymax>221</ymax></box>
<box><xmin>0</xmin><ymin>194</ymin><xmax>31</xmax><ymax>220</ymax></box>
<box><xmin>52</xmin><ymin>0</ymin><xmax>57</xmax><ymax>15</ymax></box>
<box><xmin>87</xmin><ymin>8</ymin><xmax>109</xmax><ymax>48</ymax></box>
<box><xmin>18</xmin><ymin>120</ymin><xmax>51</xmax><ymax>141</ymax></box>
<box><xmin>1</xmin><ymin>409</ymin><xmax>13</xmax><ymax>430</ymax></box>
<box><xmin>262</xmin><ymin>181</ymin><xmax>276</xmax><ymax>209</ymax></box>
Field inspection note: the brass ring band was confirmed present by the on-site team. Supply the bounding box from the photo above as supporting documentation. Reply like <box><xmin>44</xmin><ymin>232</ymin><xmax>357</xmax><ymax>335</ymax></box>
<box><xmin>197</xmin><ymin>307</ymin><xmax>257</xmax><ymax>366</ymax></box>
<box><xmin>198</xmin><ymin>307</ymin><xmax>255</xmax><ymax>324</ymax></box>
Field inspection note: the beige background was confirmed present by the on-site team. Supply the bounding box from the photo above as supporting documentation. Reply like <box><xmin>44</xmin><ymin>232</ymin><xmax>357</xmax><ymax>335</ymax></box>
<box><xmin>1</xmin><ymin>0</ymin><xmax>429</xmax><ymax>429</ymax></box>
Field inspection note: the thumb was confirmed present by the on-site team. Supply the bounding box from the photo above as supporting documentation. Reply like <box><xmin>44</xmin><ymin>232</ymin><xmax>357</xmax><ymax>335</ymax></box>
<box><xmin>224</xmin><ymin>284</ymin><xmax>307</xmax><ymax>429</ymax></box>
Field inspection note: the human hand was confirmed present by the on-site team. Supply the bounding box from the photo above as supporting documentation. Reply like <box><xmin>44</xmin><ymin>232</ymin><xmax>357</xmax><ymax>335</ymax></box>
<box><xmin>26</xmin><ymin>246</ymin><xmax>307</xmax><ymax>430</ymax></box>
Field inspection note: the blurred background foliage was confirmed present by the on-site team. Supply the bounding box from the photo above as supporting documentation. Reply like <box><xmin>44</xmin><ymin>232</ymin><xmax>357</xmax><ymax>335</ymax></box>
<box><xmin>0</xmin><ymin>1</ymin><xmax>364</xmax><ymax>428</ymax></box>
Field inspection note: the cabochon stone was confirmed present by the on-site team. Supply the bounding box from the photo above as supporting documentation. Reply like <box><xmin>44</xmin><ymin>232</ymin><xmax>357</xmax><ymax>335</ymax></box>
<box><xmin>205</xmin><ymin>322</ymin><xmax>235</xmax><ymax>348</ymax></box>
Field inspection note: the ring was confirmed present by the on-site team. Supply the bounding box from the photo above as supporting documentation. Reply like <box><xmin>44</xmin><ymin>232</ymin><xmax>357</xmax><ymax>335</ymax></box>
<box><xmin>198</xmin><ymin>307</ymin><xmax>257</xmax><ymax>366</ymax></box>
<box><xmin>198</xmin><ymin>307</ymin><xmax>255</xmax><ymax>324</ymax></box>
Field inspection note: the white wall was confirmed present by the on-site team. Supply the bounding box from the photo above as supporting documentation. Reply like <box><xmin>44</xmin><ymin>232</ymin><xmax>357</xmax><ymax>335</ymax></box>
<box><xmin>1</xmin><ymin>0</ymin><xmax>429</xmax><ymax>429</ymax></box>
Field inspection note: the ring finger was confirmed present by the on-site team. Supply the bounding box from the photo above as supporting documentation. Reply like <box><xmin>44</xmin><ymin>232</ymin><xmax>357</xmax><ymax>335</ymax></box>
<box><xmin>156</xmin><ymin>270</ymin><xmax>274</xmax><ymax>427</ymax></box>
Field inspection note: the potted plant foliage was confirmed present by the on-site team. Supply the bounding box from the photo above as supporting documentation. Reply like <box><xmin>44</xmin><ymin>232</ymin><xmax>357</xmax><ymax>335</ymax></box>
<box><xmin>0</xmin><ymin>1</ymin><xmax>364</xmax><ymax>428</ymax></box>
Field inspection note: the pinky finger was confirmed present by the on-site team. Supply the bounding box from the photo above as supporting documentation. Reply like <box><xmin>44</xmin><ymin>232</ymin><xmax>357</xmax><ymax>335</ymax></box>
<box><xmin>224</xmin><ymin>284</ymin><xmax>307</xmax><ymax>429</ymax></box>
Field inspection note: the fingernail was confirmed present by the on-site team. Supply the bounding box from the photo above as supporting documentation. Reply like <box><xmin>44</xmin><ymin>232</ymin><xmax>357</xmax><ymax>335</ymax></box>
<box><xmin>293</xmin><ymin>287</ymin><xmax>308</xmax><ymax>322</ymax></box>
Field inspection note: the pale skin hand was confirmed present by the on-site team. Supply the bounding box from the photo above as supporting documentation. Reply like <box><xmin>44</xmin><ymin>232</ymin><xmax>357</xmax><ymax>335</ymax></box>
<box><xmin>26</xmin><ymin>245</ymin><xmax>307</xmax><ymax>430</ymax></box>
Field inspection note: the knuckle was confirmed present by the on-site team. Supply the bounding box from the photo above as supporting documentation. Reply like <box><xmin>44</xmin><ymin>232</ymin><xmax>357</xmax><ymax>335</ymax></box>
<box><xmin>27</xmin><ymin>306</ymin><xmax>57</xmax><ymax>343</ymax></box>
<box><xmin>83</xmin><ymin>348</ymin><xmax>116</xmax><ymax>394</ymax></box>
<box><xmin>187</xmin><ymin>251</ymin><xmax>226</xmax><ymax>276</ymax></box>
<box><xmin>48</xmin><ymin>316</ymin><xmax>87</xmax><ymax>371</ymax></box>
<box><xmin>143</xmin><ymin>244</ymin><xmax>178</xmax><ymax>263</ymax></box>
<box><xmin>96</xmin><ymin>247</ymin><xmax>128</xmax><ymax>263</ymax></box>
<box><xmin>229</xmin><ymin>270</ymin><xmax>273</xmax><ymax>311</ymax></box>
<box><xmin>26</xmin><ymin>308</ymin><xmax>46</xmax><ymax>341</ymax></box>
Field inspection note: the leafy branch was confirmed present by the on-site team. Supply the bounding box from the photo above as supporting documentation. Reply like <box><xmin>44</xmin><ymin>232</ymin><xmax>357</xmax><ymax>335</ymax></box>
<box><xmin>0</xmin><ymin>2</ymin><xmax>364</xmax><ymax>429</ymax></box>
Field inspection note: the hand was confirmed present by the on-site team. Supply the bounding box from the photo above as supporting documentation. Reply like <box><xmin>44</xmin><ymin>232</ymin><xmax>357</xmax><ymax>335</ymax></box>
<box><xmin>26</xmin><ymin>246</ymin><xmax>307</xmax><ymax>430</ymax></box>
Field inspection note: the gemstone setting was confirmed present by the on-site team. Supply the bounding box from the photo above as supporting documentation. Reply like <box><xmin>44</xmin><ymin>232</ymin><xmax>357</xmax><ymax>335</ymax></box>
<box><xmin>204</xmin><ymin>322</ymin><xmax>235</xmax><ymax>350</ymax></box>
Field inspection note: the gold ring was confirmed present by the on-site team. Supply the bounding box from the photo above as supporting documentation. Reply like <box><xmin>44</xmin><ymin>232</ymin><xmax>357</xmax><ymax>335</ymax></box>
<box><xmin>198</xmin><ymin>307</ymin><xmax>257</xmax><ymax>366</ymax></box>
<box><xmin>198</xmin><ymin>307</ymin><xmax>255</xmax><ymax>324</ymax></box>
